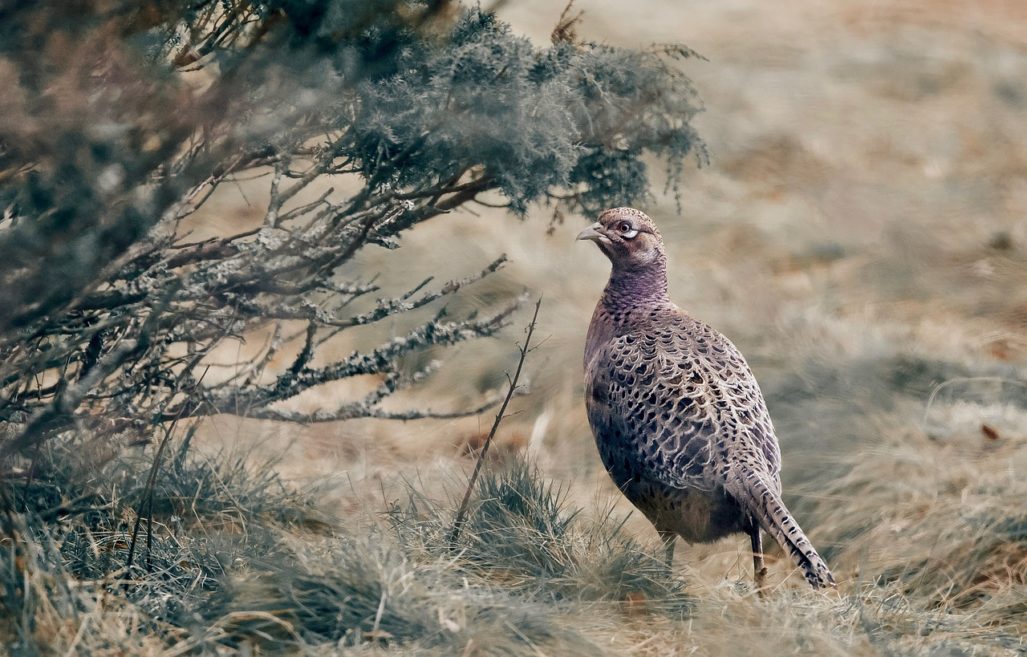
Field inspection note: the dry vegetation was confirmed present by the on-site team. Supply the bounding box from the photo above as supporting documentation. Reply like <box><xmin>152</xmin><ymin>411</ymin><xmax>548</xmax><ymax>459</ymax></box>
<box><xmin>4</xmin><ymin>419</ymin><xmax>1024</xmax><ymax>655</ymax></box>
<box><xmin>3</xmin><ymin>0</ymin><xmax>1027</xmax><ymax>655</ymax></box>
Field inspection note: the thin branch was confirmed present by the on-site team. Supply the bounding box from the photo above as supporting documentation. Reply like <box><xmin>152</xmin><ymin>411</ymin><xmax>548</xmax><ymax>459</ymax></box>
<box><xmin>448</xmin><ymin>297</ymin><xmax>542</xmax><ymax>545</ymax></box>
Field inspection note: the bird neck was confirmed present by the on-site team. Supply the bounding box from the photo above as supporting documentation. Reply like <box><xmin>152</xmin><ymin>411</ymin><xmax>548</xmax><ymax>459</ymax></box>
<box><xmin>601</xmin><ymin>257</ymin><xmax>670</xmax><ymax>318</ymax></box>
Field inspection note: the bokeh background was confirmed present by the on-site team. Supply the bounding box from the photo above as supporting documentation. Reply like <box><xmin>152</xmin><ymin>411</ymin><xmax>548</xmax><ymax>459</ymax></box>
<box><xmin>199</xmin><ymin>0</ymin><xmax>1026</xmax><ymax>556</ymax></box>
<box><xmin>3</xmin><ymin>1</ymin><xmax>1025</xmax><ymax>654</ymax></box>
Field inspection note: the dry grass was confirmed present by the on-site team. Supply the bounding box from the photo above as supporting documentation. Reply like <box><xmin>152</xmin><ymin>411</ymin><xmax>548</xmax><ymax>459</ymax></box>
<box><xmin>4</xmin><ymin>0</ymin><xmax>1026</xmax><ymax>654</ymax></box>
<box><xmin>2</xmin><ymin>427</ymin><xmax>1024</xmax><ymax>655</ymax></box>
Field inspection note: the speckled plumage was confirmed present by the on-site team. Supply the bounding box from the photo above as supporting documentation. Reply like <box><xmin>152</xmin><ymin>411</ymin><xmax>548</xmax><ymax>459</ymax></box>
<box><xmin>579</xmin><ymin>207</ymin><xmax>834</xmax><ymax>589</ymax></box>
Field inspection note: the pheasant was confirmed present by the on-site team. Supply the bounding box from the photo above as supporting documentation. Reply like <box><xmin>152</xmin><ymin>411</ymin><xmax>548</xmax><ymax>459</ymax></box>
<box><xmin>578</xmin><ymin>207</ymin><xmax>834</xmax><ymax>590</ymax></box>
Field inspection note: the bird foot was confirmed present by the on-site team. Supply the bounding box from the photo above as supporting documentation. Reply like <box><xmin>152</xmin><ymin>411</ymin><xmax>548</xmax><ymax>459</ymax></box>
<box><xmin>754</xmin><ymin>566</ymin><xmax>769</xmax><ymax>598</ymax></box>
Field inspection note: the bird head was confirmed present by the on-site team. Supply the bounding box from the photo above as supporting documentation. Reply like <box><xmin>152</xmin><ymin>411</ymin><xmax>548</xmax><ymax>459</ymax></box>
<box><xmin>576</xmin><ymin>207</ymin><xmax>665</xmax><ymax>271</ymax></box>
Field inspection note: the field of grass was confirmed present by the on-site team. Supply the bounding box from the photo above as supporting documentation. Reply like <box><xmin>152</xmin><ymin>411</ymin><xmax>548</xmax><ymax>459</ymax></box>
<box><xmin>2</xmin><ymin>0</ymin><xmax>1026</xmax><ymax>655</ymax></box>
<box><xmin>2</xmin><ymin>421</ymin><xmax>1024</xmax><ymax>655</ymax></box>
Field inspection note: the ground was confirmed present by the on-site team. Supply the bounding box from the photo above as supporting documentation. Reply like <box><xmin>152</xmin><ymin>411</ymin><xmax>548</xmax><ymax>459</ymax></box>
<box><xmin>200</xmin><ymin>0</ymin><xmax>1027</xmax><ymax>572</ymax></box>
<box><xmin>8</xmin><ymin>1</ymin><xmax>1027</xmax><ymax>655</ymax></box>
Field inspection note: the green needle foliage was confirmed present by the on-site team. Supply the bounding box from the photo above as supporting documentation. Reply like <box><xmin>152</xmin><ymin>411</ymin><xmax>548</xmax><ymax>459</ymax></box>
<box><xmin>0</xmin><ymin>0</ymin><xmax>705</xmax><ymax>459</ymax></box>
<box><xmin>0</xmin><ymin>4</ymin><xmax>707</xmax><ymax>651</ymax></box>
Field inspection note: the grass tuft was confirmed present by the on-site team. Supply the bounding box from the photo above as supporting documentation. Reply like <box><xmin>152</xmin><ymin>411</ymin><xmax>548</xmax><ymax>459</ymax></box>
<box><xmin>212</xmin><ymin>533</ymin><xmax>603</xmax><ymax>655</ymax></box>
<box><xmin>392</xmin><ymin>458</ymin><xmax>691</xmax><ymax>613</ymax></box>
<box><xmin>798</xmin><ymin>423</ymin><xmax>1027</xmax><ymax>653</ymax></box>
<box><xmin>3</xmin><ymin>424</ymin><xmax>1025</xmax><ymax>656</ymax></box>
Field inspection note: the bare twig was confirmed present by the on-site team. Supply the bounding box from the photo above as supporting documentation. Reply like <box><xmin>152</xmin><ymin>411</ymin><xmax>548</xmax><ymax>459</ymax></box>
<box><xmin>448</xmin><ymin>297</ymin><xmax>542</xmax><ymax>545</ymax></box>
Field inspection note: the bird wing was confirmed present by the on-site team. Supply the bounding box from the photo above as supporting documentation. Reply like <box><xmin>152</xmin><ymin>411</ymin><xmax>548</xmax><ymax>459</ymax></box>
<box><xmin>585</xmin><ymin>312</ymin><xmax>781</xmax><ymax>493</ymax></box>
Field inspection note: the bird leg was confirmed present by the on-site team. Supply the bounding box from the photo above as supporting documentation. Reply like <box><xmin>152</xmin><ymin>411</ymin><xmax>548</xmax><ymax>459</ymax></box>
<box><xmin>749</xmin><ymin>524</ymin><xmax>768</xmax><ymax>596</ymax></box>
<box><xmin>660</xmin><ymin>530</ymin><xmax>676</xmax><ymax>570</ymax></box>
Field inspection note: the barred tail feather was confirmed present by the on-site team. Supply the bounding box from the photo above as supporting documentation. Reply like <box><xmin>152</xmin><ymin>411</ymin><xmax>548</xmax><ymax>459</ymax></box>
<box><xmin>728</xmin><ymin>467</ymin><xmax>835</xmax><ymax>589</ymax></box>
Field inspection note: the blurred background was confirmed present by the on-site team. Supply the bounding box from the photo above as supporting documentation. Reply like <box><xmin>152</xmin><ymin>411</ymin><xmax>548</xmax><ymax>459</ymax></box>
<box><xmin>2</xmin><ymin>1</ymin><xmax>1025</xmax><ymax>654</ymax></box>
<box><xmin>198</xmin><ymin>0</ymin><xmax>1027</xmax><ymax>550</ymax></box>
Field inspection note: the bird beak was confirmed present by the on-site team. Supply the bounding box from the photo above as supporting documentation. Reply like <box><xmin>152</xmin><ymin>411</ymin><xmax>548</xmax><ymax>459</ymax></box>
<box><xmin>576</xmin><ymin>222</ymin><xmax>604</xmax><ymax>242</ymax></box>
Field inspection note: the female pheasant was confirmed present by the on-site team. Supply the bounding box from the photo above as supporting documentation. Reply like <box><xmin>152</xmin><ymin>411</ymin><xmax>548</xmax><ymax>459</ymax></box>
<box><xmin>578</xmin><ymin>207</ymin><xmax>834</xmax><ymax>590</ymax></box>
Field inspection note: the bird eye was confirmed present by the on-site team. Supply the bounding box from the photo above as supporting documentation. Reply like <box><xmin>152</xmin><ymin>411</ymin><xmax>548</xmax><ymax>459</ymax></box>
<box><xmin>617</xmin><ymin>221</ymin><xmax>639</xmax><ymax>239</ymax></box>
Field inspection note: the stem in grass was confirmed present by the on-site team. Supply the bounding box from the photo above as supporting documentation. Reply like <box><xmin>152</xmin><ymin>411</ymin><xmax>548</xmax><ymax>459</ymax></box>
<box><xmin>125</xmin><ymin>369</ymin><xmax>208</xmax><ymax>580</ymax></box>
<box><xmin>124</xmin><ymin>420</ymin><xmax>188</xmax><ymax>579</ymax></box>
<box><xmin>448</xmin><ymin>297</ymin><xmax>542</xmax><ymax>545</ymax></box>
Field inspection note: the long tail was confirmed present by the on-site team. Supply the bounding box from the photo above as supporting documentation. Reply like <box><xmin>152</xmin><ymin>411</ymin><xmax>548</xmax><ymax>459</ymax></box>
<box><xmin>727</xmin><ymin>466</ymin><xmax>835</xmax><ymax>589</ymax></box>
